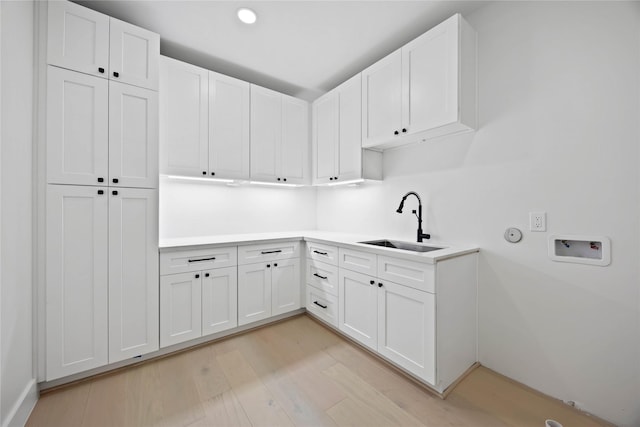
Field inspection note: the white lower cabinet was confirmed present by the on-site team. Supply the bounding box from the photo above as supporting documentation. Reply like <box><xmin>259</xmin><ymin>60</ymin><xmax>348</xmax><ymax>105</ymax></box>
<box><xmin>46</xmin><ymin>185</ymin><xmax>158</xmax><ymax>380</ymax></box>
<box><xmin>377</xmin><ymin>280</ymin><xmax>435</xmax><ymax>384</ymax></box>
<box><xmin>160</xmin><ymin>271</ymin><xmax>202</xmax><ymax>347</ymax></box>
<box><xmin>160</xmin><ymin>263</ymin><xmax>238</xmax><ymax>348</ymax></box>
<box><xmin>338</xmin><ymin>269</ymin><xmax>378</xmax><ymax>351</ymax></box>
<box><xmin>238</xmin><ymin>258</ymin><xmax>301</xmax><ymax>326</ymax></box>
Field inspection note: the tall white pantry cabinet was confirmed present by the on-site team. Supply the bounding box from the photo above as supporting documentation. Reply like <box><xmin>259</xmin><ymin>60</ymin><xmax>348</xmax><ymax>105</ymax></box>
<box><xmin>43</xmin><ymin>0</ymin><xmax>160</xmax><ymax>381</ymax></box>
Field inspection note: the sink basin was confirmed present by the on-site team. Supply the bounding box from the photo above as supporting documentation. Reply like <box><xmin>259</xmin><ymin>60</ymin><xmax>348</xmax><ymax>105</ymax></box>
<box><xmin>358</xmin><ymin>239</ymin><xmax>444</xmax><ymax>253</ymax></box>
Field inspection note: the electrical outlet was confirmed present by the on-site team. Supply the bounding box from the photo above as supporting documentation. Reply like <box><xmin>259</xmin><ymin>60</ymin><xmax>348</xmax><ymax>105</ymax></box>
<box><xmin>530</xmin><ymin>212</ymin><xmax>546</xmax><ymax>232</ymax></box>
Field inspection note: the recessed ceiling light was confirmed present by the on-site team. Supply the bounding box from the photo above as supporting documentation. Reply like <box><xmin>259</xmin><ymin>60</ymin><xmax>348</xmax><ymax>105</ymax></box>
<box><xmin>237</xmin><ymin>8</ymin><xmax>257</xmax><ymax>24</ymax></box>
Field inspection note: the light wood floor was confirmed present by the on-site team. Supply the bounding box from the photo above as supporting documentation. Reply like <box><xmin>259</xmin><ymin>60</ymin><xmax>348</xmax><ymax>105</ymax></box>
<box><xmin>28</xmin><ymin>315</ymin><xmax>610</xmax><ymax>427</ymax></box>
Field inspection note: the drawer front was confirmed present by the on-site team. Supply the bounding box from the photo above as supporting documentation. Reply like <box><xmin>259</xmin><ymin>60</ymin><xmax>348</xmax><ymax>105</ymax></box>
<box><xmin>306</xmin><ymin>285</ymin><xmax>338</xmax><ymax>328</ymax></box>
<box><xmin>339</xmin><ymin>247</ymin><xmax>377</xmax><ymax>276</ymax></box>
<box><xmin>238</xmin><ymin>240</ymin><xmax>301</xmax><ymax>265</ymax></box>
<box><xmin>377</xmin><ymin>255</ymin><xmax>435</xmax><ymax>293</ymax></box>
<box><xmin>306</xmin><ymin>241</ymin><xmax>338</xmax><ymax>265</ymax></box>
<box><xmin>160</xmin><ymin>246</ymin><xmax>237</xmax><ymax>275</ymax></box>
<box><xmin>306</xmin><ymin>260</ymin><xmax>338</xmax><ymax>296</ymax></box>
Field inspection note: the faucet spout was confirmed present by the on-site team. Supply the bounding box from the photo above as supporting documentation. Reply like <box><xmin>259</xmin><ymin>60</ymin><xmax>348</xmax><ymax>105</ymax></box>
<box><xmin>395</xmin><ymin>191</ymin><xmax>430</xmax><ymax>242</ymax></box>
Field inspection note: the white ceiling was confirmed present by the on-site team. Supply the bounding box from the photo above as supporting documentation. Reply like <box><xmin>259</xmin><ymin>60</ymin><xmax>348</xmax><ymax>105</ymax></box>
<box><xmin>74</xmin><ymin>1</ymin><xmax>489</xmax><ymax>101</ymax></box>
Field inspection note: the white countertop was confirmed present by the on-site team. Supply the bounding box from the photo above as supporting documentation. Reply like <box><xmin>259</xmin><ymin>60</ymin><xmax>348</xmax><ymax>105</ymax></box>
<box><xmin>160</xmin><ymin>231</ymin><xmax>479</xmax><ymax>264</ymax></box>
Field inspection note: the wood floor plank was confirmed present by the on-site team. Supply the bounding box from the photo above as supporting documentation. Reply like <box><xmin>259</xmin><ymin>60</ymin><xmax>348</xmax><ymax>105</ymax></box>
<box><xmin>183</xmin><ymin>344</ymin><xmax>231</xmax><ymax>401</ymax></box>
<box><xmin>327</xmin><ymin>397</ymin><xmax>392</xmax><ymax>427</ymax></box>
<box><xmin>121</xmin><ymin>362</ymin><xmax>165</xmax><ymax>427</ymax></box>
<box><xmin>323</xmin><ymin>362</ymin><xmax>426</xmax><ymax>426</ymax></box>
<box><xmin>81</xmin><ymin>373</ymin><xmax>127</xmax><ymax>427</ymax></box>
<box><xmin>187</xmin><ymin>390</ymin><xmax>252</xmax><ymax>427</ymax></box>
<box><xmin>26</xmin><ymin>381</ymin><xmax>91</xmax><ymax>427</ymax></box>
<box><xmin>216</xmin><ymin>349</ymin><xmax>295</xmax><ymax>427</ymax></box>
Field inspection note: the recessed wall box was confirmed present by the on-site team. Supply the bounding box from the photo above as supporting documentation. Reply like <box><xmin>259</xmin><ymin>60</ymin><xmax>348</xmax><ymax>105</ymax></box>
<box><xmin>548</xmin><ymin>235</ymin><xmax>611</xmax><ymax>266</ymax></box>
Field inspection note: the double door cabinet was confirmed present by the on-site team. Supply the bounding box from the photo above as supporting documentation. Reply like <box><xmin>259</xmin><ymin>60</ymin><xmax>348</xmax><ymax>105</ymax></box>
<box><xmin>306</xmin><ymin>242</ymin><xmax>478</xmax><ymax>393</ymax></box>
<box><xmin>361</xmin><ymin>14</ymin><xmax>476</xmax><ymax>149</ymax></box>
<box><xmin>160</xmin><ymin>57</ymin><xmax>251</xmax><ymax>180</ymax></box>
<box><xmin>47</xmin><ymin>0</ymin><xmax>159</xmax><ymax>90</ymax></box>
<box><xmin>46</xmin><ymin>186</ymin><xmax>158</xmax><ymax>380</ymax></box>
<box><xmin>44</xmin><ymin>0</ymin><xmax>160</xmax><ymax>381</ymax></box>
<box><xmin>159</xmin><ymin>241</ymin><xmax>302</xmax><ymax>347</ymax></box>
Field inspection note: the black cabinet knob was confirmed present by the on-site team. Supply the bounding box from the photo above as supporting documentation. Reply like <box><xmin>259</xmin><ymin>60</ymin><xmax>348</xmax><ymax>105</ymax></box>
<box><xmin>205</xmin><ymin>273</ymin><xmax>210</xmax><ymax>277</ymax></box>
<box><xmin>277</xmin><ymin>178</ymin><xmax>281</xmax><ymax>181</ymax></box>
<box><xmin>283</xmin><ymin>178</ymin><xmax>287</xmax><ymax>182</ymax></box>
<box><xmin>202</xmin><ymin>171</ymin><xmax>207</xmax><ymax>175</ymax></box>
<box><xmin>267</xmin><ymin>264</ymin><xmax>271</xmax><ymax>268</ymax></box>
<box><xmin>329</xmin><ymin>177</ymin><xmax>334</xmax><ymax>181</ymax></box>
<box><xmin>98</xmin><ymin>67</ymin><xmax>105</xmax><ymax>74</ymax></box>
<box><xmin>402</xmin><ymin>128</ymin><xmax>407</xmax><ymax>133</ymax></box>
<box><xmin>97</xmin><ymin>190</ymin><xmax>104</xmax><ymax>195</ymax></box>
<box><xmin>97</xmin><ymin>177</ymin><xmax>104</xmax><ymax>183</ymax></box>
<box><xmin>112</xmin><ymin>178</ymin><xmax>119</xmax><ymax>184</ymax></box>
<box><xmin>274</xmin><ymin>263</ymin><xmax>278</xmax><ymax>267</ymax></box>
<box><xmin>112</xmin><ymin>190</ymin><xmax>118</xmax><ymax>195</ymax></box>
<box><xmin>378</xmin><ymin>282</ymin><xmax>383</xmax><ymax>288</ymax></box>
<box><xmin>211</xmin><ymin>172</ymin><xmax>215</xmax><ymax>176</ymax></box>
<box><xmin>113</xmin><ymin>71</ymin><xmax>119</xmax><ymax>78</ymax></box>
<box><xmin>334</xmin><ymin>176</ymin><xmax>338</xmax><ymax>180</ymax></box>
<box><xmin>369</xmin><ymin>280</ymin><xmax>375</xmax><ymax>285</ymax></box>
<box><xmin>394</xmin><ymin>130</ymin><xmax>399</xmax><ymax>135</ymax></box>
<box><xmin>195</xmin><ymin>274</ymin><xmax>200</xmax><ymax>278</ymax></box>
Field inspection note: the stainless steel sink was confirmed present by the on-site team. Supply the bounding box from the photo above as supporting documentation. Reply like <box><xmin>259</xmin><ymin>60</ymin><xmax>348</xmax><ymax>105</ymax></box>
<box><xmin>358</xmin><ymin>239</ymin><xmax>444</xmax><ymax>253</ymax></box>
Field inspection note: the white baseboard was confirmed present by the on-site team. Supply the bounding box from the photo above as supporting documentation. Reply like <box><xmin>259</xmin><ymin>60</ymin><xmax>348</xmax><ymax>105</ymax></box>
<box><xmin>2</xmin><ymin>379</ymin><xmax>38</xmax><ymax>427</ymax></box>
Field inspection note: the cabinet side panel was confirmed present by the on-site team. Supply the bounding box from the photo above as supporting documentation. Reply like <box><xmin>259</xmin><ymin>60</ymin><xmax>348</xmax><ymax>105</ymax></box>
<box><xmin>435</xmin><ymin>253</ymin><xmax>478</xmax><ymax>390</ymax></box>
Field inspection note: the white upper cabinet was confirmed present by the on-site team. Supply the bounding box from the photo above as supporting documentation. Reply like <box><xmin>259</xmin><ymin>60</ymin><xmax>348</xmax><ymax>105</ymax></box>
<box><xmin>159</xmin><ymin>57</ymin><xmax>209</xmax><ymax>177</ymax></box>
<box><xmin>109</xmin><ymin>81</ymin><xmax>159</xmax><ymax>188</ymax></box>
<box><xmin>48</xmin><ymin>0</ymin><xmax>159</xmax><ymax>90</ymax></box>
<box><xmin>47</xmin><ymin>66</ymin><xmax>109</xmax><ymax>186</ymax></box>
<box><xmin>251</xmin><ymin>85</ymin><xmax>309</xmax><ymax>185</ymax></box>
<box><xmin>109</xmin><ymin>18</ymin><xmax>160</xmax><ymax>90</ymax></box>
<box><xmin>313</xmin><ymin>74</ymin><xmax>380</xmax><ymax>185</ymax></box>
<box><xmin>159</xmin><ymin>57</ymin><xmax>251</xmax><ymax>180</ymax></box>
<box><xmin>209</xmin><ymin>71</ymin><xmax>251</xmax><ymax>180</ymax></box>
<box><xmin>47</xmin><ymin>0</ymin><xmax>110</xmax><ymax>79</ymax></box>
<box><xmin>362</xmin><ymin>14</ymin><xmax>476</xmax><ymax>149</ymax></box>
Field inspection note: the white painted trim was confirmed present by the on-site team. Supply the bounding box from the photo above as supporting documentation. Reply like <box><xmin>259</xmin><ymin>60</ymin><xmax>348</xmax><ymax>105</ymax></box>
<box><xmin>1</xmin><ymin>379</ymin><xmax>38</xmax><ymax>427</ymax></box>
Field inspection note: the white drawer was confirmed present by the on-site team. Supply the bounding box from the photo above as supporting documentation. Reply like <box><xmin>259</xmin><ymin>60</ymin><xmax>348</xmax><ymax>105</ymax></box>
<box><xmin>306</xmin><ymin>285</ymin><xmax>338</xmax><ymax>328</ymax></box>
<box><xmin>306</xmin><ymin>260</ymin><xmax>338</xmax><ymax>296</ymax></box>
<box><xmin>306</xmin><ymin>241</ymin><xmax>338</xmax><ymax>265</ymax></box>
<box><xmin>160</xmin><ymin>246</ymin><xmax>237</xmax><ymax>275</ymax></box>
<box><xmin>339</xmin><ymin>247</ymin><xmax>377</xmax><ymax>276</ymax></box>
<box><xmin>378</xmin><ymin>255</ymin><xmax>435</xmax><ymax>293</ymax></box>
<box><xmin>238</xmin><ymin>240</ymin><xmax>301</xmax><ymax>265</ymax></box>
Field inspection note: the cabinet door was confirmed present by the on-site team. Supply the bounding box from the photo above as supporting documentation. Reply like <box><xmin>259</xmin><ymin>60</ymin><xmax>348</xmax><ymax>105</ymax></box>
<box><xmin>361</xmin><ymin>49</ymin><xmax>402</xmax><ymax>148</ymax></box>
<box><xmin>109</xmin><ymin>18</ymin><xmax>160</xmax><ymax>90</ymax></box>
<box><xmin>377</xmin><ymin>281</ymin><xmax>435</xmax><ymax>384</ymax></box>
<box><xmin>47</xmin><ymin>0</ymin><xmax>109</xmax><ymax>78</ymax></box>
<box><xmin>160</xmin><ymin>272</ymin><xmax>202</xmax><ymax>347</ymax></box>
<box><xmin>250</xmin><ymin>85</ymin><xmax>281</xmax><ymax>182</ymax></box>
<box><xmin>202</xmin><ymin>267</ymin><xmax>238</xmax><ymax>336</ymax></box>
<box><xmin>271</xmin><ymin>258</ymin><xmax>301</xmax><ymax>316</ymax></box>
<box><xmin>312</xmin><ymin>92</ymin><xmax>338</xmax><ymax>184</ymax></box>
<box><xmin>338</xmin><ymin>269</ymin><xmax>378</xmax><ymax>351</ymax></box>
<box><xmin>159</xmin><ymin>57</ymin><xmax>209</xmax><ymax>177</ymax></box>
<box><xmin>209</xmin><ymin>72</ymin><xmax>250</xmax><ymax>180</ymax></box>
<box><xmin>46</xmin><ymin>185</ymin><xmax>108</xmax><ymax>380</ymax></box>
<box><xmin>108</xmin><ymin>188</ymin><xmax>159</xmax><ymax>363</ymax></box>
<box><xmin>238</xmin><ymin>263</ymin><xmax>272</xmax><ymax>326</ymax></box>
<box><xmin>109</xmin><ymin>81</ymin><xmax>159</xmax><ymax>189</ymax></box>
<box><xmin>280</xmin><ymin>95</ymin><xmax>309</xmax><ymax>184</ymax></box>
<box><xmin>336</xmin><ymin>74</ymin><xmax>363</xmax><ymax>181</ymax></box>
<box><xmin>47</xmin><ymin>66</ymin><xmax>109</xmax><ymax>186</ymax></box>
<box><xmin>402</xmin><ymin>15</ymin><xmax>458</xmax><ymax>134</ymax></box>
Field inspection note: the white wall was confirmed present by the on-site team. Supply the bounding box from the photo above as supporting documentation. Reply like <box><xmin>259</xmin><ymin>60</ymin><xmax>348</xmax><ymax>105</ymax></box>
<box><xmin>317</xmin><ymin>2</ymin><xmax>640</xmax><ymax>426</ymax></box>
<box><xmin>159</xmin><ymin>177</ymin><xmax>317</xmax><ymax>239</ymax></box>
<box><xmin>0</xmin><ymin>1</ymin><xmax>37</xmax><ymax>426</ymax></box>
